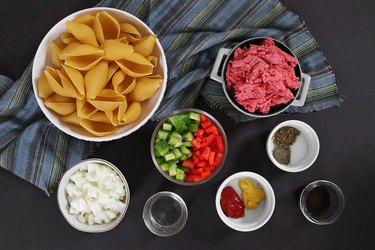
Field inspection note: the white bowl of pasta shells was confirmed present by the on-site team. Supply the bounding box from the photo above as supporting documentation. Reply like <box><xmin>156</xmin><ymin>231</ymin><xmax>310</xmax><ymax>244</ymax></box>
<box><xmin>32</xmin><ymin>7</ymin><xmax>167</xmax><ymax>141</ymax></box>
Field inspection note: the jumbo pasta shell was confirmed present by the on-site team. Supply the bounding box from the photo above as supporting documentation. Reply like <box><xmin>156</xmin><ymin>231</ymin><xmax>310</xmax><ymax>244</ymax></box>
<box><xmin>37</xmin><ymin>73</ymin><xmax>54</xmax><ymax>100</ymax></box>
<box><xmin>100</xmin><ymin>39</ymin><xmax>133</xmax><ymax>61</ymax></box>
<box><xmin>50</xmin><ymin>42</ymin><xmax>63</xmax><ymax>68</ymax></box>
<box><xmin>87</xmin><ymin>89</ymin><xmax>125</xmax><ymax>112</ymax></box>
<box><xmin>73</xmin><ymin>14</ymin><xmax>96</xmax><ymax>27</ymax></box>
<box><xmin>122</xmin><ymin>102</ymin><xmax>141</xmax><ymax>124</ymax></box>
<box><xmin>66</xmin><ymin>21</ymin><xmax>99</xmax><ymax>47</ymax></box>
<box><xmin>61</xmin><ymin>111</ymin><xmax>81</xmax><ymax>126</ymax></box>
<box><xmin>128</xmin><ymin>76</ymin><xmax>162</xmax><ymax>102</ymax></box>
<box><xmin>44</xmin><ymin>94</ymin><xmax>76</xmax><ymax>116</ymax></box>
<box><xmin>62</xmin><ymin>65</ymin><xmax>85</xmax><ymax>98</ymax></box>
<box><xmin>44</xmin><ymin>67</ymin><xmax>77</xmax><ymax>99</ymax></box>
<box><xmin>111</xmin><ymin>70</ymin><xmax>136</xmax><ymax>95</ymax></box>
<box><xmin>80</xmin><ymin>119</ymin><xmax>117</xmax><ymax>137</ymax></box>
<box><xmin>119</xmin><ymin>23</ymin><xmax>141</xmax><ymax>43</ymax></box>
<box><xmin>115</xmin><ymin>52</ymin><xmax>154</xmax><ymax>78</ymax></box>
<box><xmin>133</xmin><ymin>35</ymin><xmax>156</xmax><ymax>57</ymax></box>
<box><xmin>93</xmin><ymin>11</ymin><xmax>120</xmax><ymax>44</ymax></box>
<box><xmin>84</xmin><ymin>61</ymin><xmax>108</xmax><ymax>99</ymax></box>
<box><xmin>76</xmin><ymin>98</ymin><xmax>98</xmax><ymax>118</ymax></box>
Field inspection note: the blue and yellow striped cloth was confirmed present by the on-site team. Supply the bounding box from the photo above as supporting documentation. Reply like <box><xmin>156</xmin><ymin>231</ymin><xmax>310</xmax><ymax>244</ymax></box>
<box><xmin>0</xmin><ymin>0</ymin><xmax>340</xmax><ymax>194</ymax></box>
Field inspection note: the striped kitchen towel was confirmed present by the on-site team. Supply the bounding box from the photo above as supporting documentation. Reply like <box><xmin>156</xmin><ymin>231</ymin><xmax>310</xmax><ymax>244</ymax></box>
<box><xmin>0</xmin><ymin>0</ymin><xmax>340</xmax><ymax>194</ymax></box>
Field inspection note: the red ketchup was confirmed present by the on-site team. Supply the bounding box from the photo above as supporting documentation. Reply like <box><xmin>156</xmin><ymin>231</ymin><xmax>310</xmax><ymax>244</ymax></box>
<box><xmin>220</xmin><ymin>186</ymin><xmax>245</xmax><ymax>218</ymax></box>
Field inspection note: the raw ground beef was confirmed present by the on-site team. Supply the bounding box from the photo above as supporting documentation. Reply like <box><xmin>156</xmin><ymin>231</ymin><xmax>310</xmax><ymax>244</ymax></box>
<box><xmin>225</xmin><ymin>37</ymin><xmax>301</xmax><ymax>114</ymax></box>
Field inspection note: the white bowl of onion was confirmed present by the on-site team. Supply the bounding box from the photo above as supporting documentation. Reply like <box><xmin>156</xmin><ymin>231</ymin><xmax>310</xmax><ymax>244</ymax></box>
<box><xmin>57</xmin><ymin>158</ymin><xmax>130</xmax><ymax>233</ymax></box>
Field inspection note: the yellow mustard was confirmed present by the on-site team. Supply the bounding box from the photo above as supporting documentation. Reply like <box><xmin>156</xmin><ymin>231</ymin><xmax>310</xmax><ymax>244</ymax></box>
<box><xmin>238</xmin><ymin>178</ymin><xmax>266</xmax><ymax>209</ymax></box>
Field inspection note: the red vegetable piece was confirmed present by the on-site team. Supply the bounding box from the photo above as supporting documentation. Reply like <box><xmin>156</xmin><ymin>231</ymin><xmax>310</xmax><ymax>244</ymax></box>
<box><xmin>201</xmin><ymin>147</ymin><xmax>211</xmax><ymax>161</ymax></box>
<box><xmin>182</xmin><ymin>160</ymin><xmax>194</xmax><ymax>168</ymax></box>
<box><xmin>214</xmin><ymin>156</ymin><xmax>222</xmax><ymax>167</ymax></box>
<box><xmin>193</xmin><ymin>174</ymin><xmax>202</xmax><ymax>182</ymax></box>
<box><xmin>200</xmin><ymin>114</ymin><xmax>207</xmax><ymax>122</ymax></box>
<box><xmin>206</xmin><ymin>125</ymin><xmax>218</xmax><ymax>135</ymax></box>
<box><xmin>191</xmin><ymin>139</ymin><xmax>201</xmax><ymax>150</ymax></box>
<box><xmin>196</xmin><ymin>161</ymin><xmax>207</xmax><ymax>168</ymax></box>
<box><xmin>201</xmin><ymin>171</ymin><xmax>211</xmax><ymax>179</ymax></box>
<box><xmin>201</xmin><ymin>121</ymin><xmax>211</xmax><ymax>129</ymax></box>
<box><xmin>192</xmin><ymin>167</ymin><xmax>203</xmax><ymax>174</ymax></box>
<box><xmin>208</xmin><ymin>151</ymin><xmax>216</xmax><ymax>166</ymax></box>
<box><xmin>216</xmin><ymin>136</ymin><xmax>224</xmax><ymax>152</ymax></box>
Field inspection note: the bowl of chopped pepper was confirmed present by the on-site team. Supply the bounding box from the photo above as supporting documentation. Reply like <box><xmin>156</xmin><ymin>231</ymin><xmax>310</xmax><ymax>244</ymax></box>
<box><xmin>266</xmin><ymin>120</ymin><xmax>320</xmax><ymax>172</ymax></box>
<box><xmin>150</xmin><ymin>108</ymin><xmax>227</xmax><ymax>185</ymax></box>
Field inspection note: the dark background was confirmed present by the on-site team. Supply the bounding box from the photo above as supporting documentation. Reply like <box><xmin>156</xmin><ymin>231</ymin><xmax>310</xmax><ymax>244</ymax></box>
<box><xmin>0</xmin><ymin>0</ymin><xmax>374</xmax><ymax>249</ymax></box>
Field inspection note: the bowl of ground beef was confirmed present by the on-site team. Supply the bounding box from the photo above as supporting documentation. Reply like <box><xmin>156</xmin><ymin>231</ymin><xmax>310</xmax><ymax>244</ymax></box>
<box><xmin>210</xmin><ymin>37</ymin><xmax>311</xmax><ymax>118</ymax></box>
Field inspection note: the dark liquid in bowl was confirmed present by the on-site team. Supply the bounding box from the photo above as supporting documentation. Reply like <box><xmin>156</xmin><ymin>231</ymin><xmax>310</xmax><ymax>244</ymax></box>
<box><xmin>306</xmin><ymin>186</ymin><xmax>331</xmax><ymax>216</ymax></box>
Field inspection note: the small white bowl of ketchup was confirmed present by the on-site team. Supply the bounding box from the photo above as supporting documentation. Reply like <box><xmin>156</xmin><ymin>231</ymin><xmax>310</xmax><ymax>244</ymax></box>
<box><xmin>215</xmin><ymin>171</ymin><xmax>275</xmax><ymax>232</ymax></box>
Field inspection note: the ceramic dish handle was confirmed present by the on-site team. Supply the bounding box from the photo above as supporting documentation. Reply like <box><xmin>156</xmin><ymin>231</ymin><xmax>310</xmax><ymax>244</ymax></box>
<box><xmin>291</xmin><ymin>73</ymin><xmax>311</xmax><ymax>107</ymax></box>
<box><xmin>210</xmin><ymin>48</ymin><xmax>231</xmax><ymax>83</ymax></box>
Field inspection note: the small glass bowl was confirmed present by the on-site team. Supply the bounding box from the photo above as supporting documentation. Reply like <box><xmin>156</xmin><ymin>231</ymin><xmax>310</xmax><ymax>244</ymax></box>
<box><xmin>150</xmin><ymin>108</ymin><xmax>228</xmax><ymax>185</ymax></box>
<box><xmin>143</xmin><ymin>191</ymin><xmax>188</xmax><ymax>237</ymax></box>
<box><xmin>299</xmin><ymin>180</ymin><xmax>345</xmax><ymax>225</ymax></box>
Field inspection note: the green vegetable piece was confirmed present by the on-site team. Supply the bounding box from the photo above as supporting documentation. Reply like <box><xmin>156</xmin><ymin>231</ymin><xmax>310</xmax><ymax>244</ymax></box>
<box><xmin>160</xmin><ymin>163</ymin><xmax>170</xmax><ymax>171</ymax></box>
<box><xmin>162</xmin><ymin>123</ymin><xmax>173</xmax><ymax>131</ymax></box>
<box><xmin>189</xmin><ymin>112</ymin><xmax>201</xmax><ymax>122</ymax></box>
<box><xmin>156</xmin><ymin>157</ymin><xmax>165</xmax><ymax>165</ymax></box>
<box><xmin>169</xmin><ymin>114</ymin><xmax>189</xmax><ymax>134</ymax></box>
<box><xmin>157</xmin><ymin>130</ymin><xmax>169</xmax><ymax>140</ymax></box>
<box><xmin>168</xmin><ymin>136</ymin><xmax>182</xmax><ymax>147</ymax></box>
<box><xmin>182</xmin><ymin>141</ymin><xmax>193</xmax><ymax>147</ymax></box>
<box><xmin>180</xmin><ymin>145</ymin><xmax>191</xmax><ymax>155</ymax></box>
<box><xmin>169</xmin><ymin>163</ymin><xmax>177</xmax><ymax>176</ymax></box>
<box><xmin>182</xmin><ymin>132</ymin><xmax>194</xmax><ymax>141</ymax></box>
<box><xmin>188</xmin><ymin>122</ymin><xmax>200</xmax><ymax>132</ymax></box>
<box><xmin>164</xmin><ymin>153</ymin><xmax>176</xmax><ymax>161</ymax></box>
<box><xmin>155</xmin><ymin>140</ymin><xmax>169</xmax><ymax>156</ymax></box>
<box><xmin>176</xmin><ymin>169</ymin><xmax>185</xmax><ymax>181</ymax></box>
<box><xmin>170</xmin><ymin>131</ymin><xmax>182</xmax><ymax>140</ymax></box>
<box><xmin>178</xmin><ymin>166</ymin><xmax>190</xmax><ymax>172</ymax></box>
<box><xmin>180</xmin><ymin>155</ymin><xmax>188</xmax><ymax>161</ymax></box>
<box><xmin>173</xmin><ymin>148</ymin><xmax>183</xmax><ymax>159</ymax></box>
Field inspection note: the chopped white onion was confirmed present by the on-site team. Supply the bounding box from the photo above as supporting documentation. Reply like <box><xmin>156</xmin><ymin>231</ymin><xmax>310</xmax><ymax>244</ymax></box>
<box><xmin>65</xmin><ymin>163</ymin><xmax>126</xmax><ymax>225</ymax></box>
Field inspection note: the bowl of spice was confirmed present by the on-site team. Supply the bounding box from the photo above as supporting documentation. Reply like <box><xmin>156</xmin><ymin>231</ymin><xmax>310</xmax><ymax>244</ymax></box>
<box><xmin>215</xmin><ymin>171</ymin><xmax>275</xmax><ymax>232</ymax></box>
<box><xmin>266</xmin><ymin>120</ymin><xmax>320</xmax><ymax>172</ymax></box>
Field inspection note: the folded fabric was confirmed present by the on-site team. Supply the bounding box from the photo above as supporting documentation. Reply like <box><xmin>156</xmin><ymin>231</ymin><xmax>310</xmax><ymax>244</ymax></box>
<box><xmin>0</xmin><ymin>0</ymin><xmax>340</xmax><ymax>194</ymax></box>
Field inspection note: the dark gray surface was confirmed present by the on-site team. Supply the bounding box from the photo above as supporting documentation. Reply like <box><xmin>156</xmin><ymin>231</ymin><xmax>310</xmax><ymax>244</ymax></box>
<box><xmin>0</xmin><ymin>0</ymin><xmax>374</xmax><ymax>249</ymax></box>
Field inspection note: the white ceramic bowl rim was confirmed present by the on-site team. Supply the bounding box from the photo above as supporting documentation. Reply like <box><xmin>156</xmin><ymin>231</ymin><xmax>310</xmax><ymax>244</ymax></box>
<box><xmin>57</xmin><ymin>158</ymin><xmax>130</xmax><ymax>233</ymax></box>
<box><xmin>32</xmin><ymin>7</ymin><xmax>168</xmax><ymax>142</ymax></box>
<box><xmin>215</xmin><ymin>171</ymin><xmax>275</xmax><ymax>232</ymax></box>
<box><xmin>266</xmin><ymin>120</ymin><xmax>320</xmax><ymax>172</ymax></box>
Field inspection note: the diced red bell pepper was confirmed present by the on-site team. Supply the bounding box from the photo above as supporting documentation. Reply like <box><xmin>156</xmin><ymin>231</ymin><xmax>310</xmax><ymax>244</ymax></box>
<box><xmin>201</xmin><ymin>121</ymin><xmax>211</xmax><ymax>129</ymax></box>
<box><xmin>216</xmin><ymin>136</ymin><xmax>224</xmax><ymax>152</ymax></box>
<box><xmin>214</xmin><ymin>156</ymin><xmax>222</xmax><ymax>167</ymax></box>
<box><xmin>208</xmin><ymin>151</ymin><xmax>216</xmax><ymax>166</ymax></box>
<box><xmin>201</xmin><ymin>147</ymin><xmax>211</xmax><ymax>161</ymax></box>
<box><xmin>182</xmin><ymin>160</ymin><xmax>194</xmax><ymax>168</ymax></box>
<box><xmin>192</xmin><ymin>167</ymin><xmax>203</xmax><ymax>174</ymax></box>
<box><xmin>193</xmin><ymin>174</ymin><xmax>203</xmax><ymax>182</ymax></box>
<box><xmin>191</xmin><ymin>138</ymin><xmax>201</xmax><ymax>149</ymax></box>
<box><xmin>201</xmin><ymin>171</ymin><xmax>211</xmax><ymax>179</ymax></box>
<box><xmin>201</xmin><ymin>134</ymin><xmax>216</xmax><ymax>148</ymax></box>
<box><xmin>200</xmin><ymin>114</ymin><xmax>207</xmax><ymax>122</ymax></box>
<box><xmin>197</xmin><ymin>161</ymin><xmax>207</xmax><ymax>168</ymax></box>
<box><xmin>205</xmin><ymin>125</ymin><xmax>218</xmax><ymax>135</ymax></box>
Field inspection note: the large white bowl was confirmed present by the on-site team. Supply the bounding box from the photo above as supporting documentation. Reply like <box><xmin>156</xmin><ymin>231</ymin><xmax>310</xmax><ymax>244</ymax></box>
<box><xmin>57</xmin><ymin>158</ymin><xmax>130</xmax><ymax>233</ymax></box>
<box><xmin>32</xmin><ymin>7</ymin><xmax>167</xmax><ymax>141</ymax></box>
<box><xmin>215</xmin><ymin>172</ymin><xmax>275</xmax><ymax>232</ymax></box>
